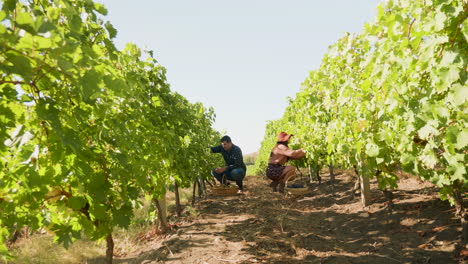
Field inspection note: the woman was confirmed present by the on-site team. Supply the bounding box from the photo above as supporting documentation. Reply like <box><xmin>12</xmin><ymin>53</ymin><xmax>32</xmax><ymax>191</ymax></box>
<box><xmin>266</xmin><ymin>132</ymin><xmax>306</xmax><ymax>193</ymax></box>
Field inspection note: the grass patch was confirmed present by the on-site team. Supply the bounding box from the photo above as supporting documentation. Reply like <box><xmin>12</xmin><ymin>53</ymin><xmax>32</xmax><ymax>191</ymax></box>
<box><xmin>2</xmin><ymin>185</ymin><xmax>199</xmax><ymax>264</ymax></box>
<box><xmin>2</xmin><ymin>235</ymin><xmax>104</xmax><ymax>264</ymax></box>
<box><xmin>246</xmin><ymin>165</ymin><xmax>256</xmax><ymax>176</ymax></box>
<box><xmin>166</xmin><ymin>185</ymin><xmax>194</xmax><ymax>214</ymax></box>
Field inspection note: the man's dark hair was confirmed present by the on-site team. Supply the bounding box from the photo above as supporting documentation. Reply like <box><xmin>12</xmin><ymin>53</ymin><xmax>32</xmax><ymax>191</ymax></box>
<box><xmin>220</xmin><ymin>135</ymin><xmax>232</xmax><ymax>143</ymax></box>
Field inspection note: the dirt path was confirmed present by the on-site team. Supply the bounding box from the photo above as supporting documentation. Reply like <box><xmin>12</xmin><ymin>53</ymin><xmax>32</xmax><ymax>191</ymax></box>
<box><xmin>115</xmin><ymin>172</ymin><xmax>466</xmax><ymax>264</ymax></box>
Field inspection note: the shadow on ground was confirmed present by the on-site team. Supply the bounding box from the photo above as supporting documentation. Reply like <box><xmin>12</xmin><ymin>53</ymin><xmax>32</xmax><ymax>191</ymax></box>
<box><xmin>110</xmin><ymin>172</ymin><xmax>465</xmax><ymax>264</ymax></box>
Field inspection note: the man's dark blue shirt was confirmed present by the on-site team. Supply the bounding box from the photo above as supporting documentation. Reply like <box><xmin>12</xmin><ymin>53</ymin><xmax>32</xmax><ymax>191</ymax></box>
<box><xmin>210</xmin><ymin>144</ymin><xmax>246</xmax><ymax>171</ymax></box>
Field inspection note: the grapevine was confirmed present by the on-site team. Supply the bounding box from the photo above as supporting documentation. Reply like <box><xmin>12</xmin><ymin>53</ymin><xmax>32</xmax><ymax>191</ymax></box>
<box><xmin>255</xmin><ymin>0</ymin><xmax>467</xmax><ymax>242</ymax></box>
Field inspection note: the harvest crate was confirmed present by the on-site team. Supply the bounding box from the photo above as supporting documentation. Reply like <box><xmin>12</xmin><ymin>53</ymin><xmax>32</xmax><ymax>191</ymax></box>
<box><xmin>211</xmin><ymin>185</ymin><xmax>239</xmax><ymax>196</ymax></box>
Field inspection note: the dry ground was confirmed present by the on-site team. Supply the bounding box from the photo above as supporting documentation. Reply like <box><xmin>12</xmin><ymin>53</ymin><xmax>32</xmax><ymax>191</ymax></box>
<box><xmin>103</xmin><ymin>171</ymin><xmax>465</xmax><ymax>264</ymax></box>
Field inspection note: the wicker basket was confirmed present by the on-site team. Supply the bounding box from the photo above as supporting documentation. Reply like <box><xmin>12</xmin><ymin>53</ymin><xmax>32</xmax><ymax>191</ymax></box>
<box><xmin>211</xmin><ymin>185</ymin><xmax>239</xmax><ymax>196</ymax></box>
<box><xmin>286</xmin><ymin>186</ymin><xmax>309</xmax><ymax>195</ymax></box>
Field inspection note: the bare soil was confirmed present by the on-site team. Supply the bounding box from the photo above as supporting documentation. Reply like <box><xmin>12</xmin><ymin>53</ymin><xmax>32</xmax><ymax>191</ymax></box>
<box><xmin>111</xmin><ymin>171</ymin><xmax>467</xmax><ymax>264</ymax></box>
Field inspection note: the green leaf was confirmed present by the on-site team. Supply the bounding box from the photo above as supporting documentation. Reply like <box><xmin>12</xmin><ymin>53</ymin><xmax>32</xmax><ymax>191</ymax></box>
<box><xmin>16</xmin><ymin>11</ymin><xmax>34</xmax><ymax>25</ymax></box>
<box><xmin>38</xmin><ymin>21</ymin><xmax>55</xmax><ymax>33</ymax></box>
<box><xmin>28</xmin><ymin>169</ymin><xmax>42</xmax><ymax>188</ymax></box>
<box><xmin>1</xmin><ymin>84</ymin><xmax>18</xmax><ymax>98</ymax></box>
<box><xmin>451</xmin><ymin>162</ymin><xmax>466</xmax><ymax>182</ymax></box>
<box><xmin>450</xmin><ymin>83</ymin><xmax>467</xmax><ymax>106</ymax></box>
<box><xmin>17</xmin><ymin>34</ymin><xmax>34</xmax><ymax>50</ymax></box>
<box><xmin>10</xmin><ymin>55</ymin><xmax>33</xmax><ymax>81</ymax></box>
<box><xmin>20</xmin><ymin>94</ymin><xmax>33</xmax><ymax>102</ymax></box>
<box><xmin>434</xmin><ymin>105</ymin><xmax>449</xmax><ymax>119</ymax></box>
<box><xmin>400</xmin><ymin>153</ymin><xmax>415</xmax><ymax>164</ymax></box>
<box><xmin>0</xmin><ymin>105</ymin><xmax>16</xmax><ymax>125</ymax></box>
<box><xmin>0</xmin><ymin>10</ymin><xmax>6</xmax><ymax>21</ymax></box>
<box><xmin>152</xmin><ymin>96</ymin><xmax>161</xmax><ymax>106</ymax></box>
<box><xmin>3</xmin><ymin>0</ymin><xmax>17</xmax><ymax>12</ymax></box>
<box><xmin>418</xmin><ymin>121</ymin><xmax>439</xmax><ymax>140</ymax></box>
<box><xmin>89</xmin><ymin>204</ymin><xmax>107</xmax><ymax>220</ymax></box>
<box><xmin>57</xmin><ymin>57</ymin><xmax>73</xmax><ymax>71</ymax></box>
<box><xmin>105</xmin><ymin>21</ymin><xmax>117</xmax><ymax>39</ymax></box>
<box><xmin>0</xmin><ymin>227</ymin><xmax>13</xmax><ymax>259</ymax></box>
<box><xmin>445</xmin><ymin>126</ymin><xmax>458</xmax><ymax>146</ymax></box>
<box><xmin>62</xmin><ymin>127</ymin><xmax>81</xmax><ymax>154</ymax></box>
<box><xmin>36</xmin><ymin>99</ymin><xmax>61</xmax><ymax>128</ymax></box>
<box><xmin>103</xmin><ymin>75</ymin><xmax>125</xmax><ymax>95</ymax></box>
<box><xmin>440</xmin><ymin>51</ymin><xmax>457</xmax><ymax>67</ymax></box>
<box><xmin>69</xmin><ymin>15</ymin><xmax>82</xmax><ymax>32</ymax></box>
<box><xmin>439</xmin><ymin>66</ymin><xmax>460</xmax><ymax>87</ymax></box>
<box><xmin>80</xmin><ymin>70</ymin><xmax>100</xmax><ymax>100</ymax></box>
<box><xmin>420</xmin><ymin>146</ymin><xmax>438</xmax><ymax>169</ymax></box>
<box><xmin>113</xmin><ymin>204</ymin><xmax>132</xmax><ymax>228</ymax></box>
<box><xmin>456</xmin><ymin>128</ymin><xmax>468</xmax><ymax>149</ymax></box>
<box><xmin>127</xmin><ymin>186</ymin><xmax>139</xmax><ymax>200</ymax></box>
<box><xmin>51</xmin><ymin>224</ymin><xmax>77</xmax><ymax>249</ymax></box>
<box><xmin>94</xmin><ymin>3</ymin><xmax>108</xmax><ymax>15</ymax></box>
<box><xmin>35</xmin><ymin>36</ymin><xmax>53</xmax><ymax>49</ymax></box>
<box><xmin>68</xmin><ymin>196</ymin><xmax>87</xmax><ymax>210</ymax></box>
<box><xmin>434</xmin><ymin>11</ymin><xmax>447</xmax><ymax>31</ymax></box>
<box><xmin>46</xmin><ymin>6</ymin><xmax>60</xmax><ymax>20</ymax></box>
<box><xmin>365</xmin><ymin>142</ymin><xmax>379</xmax><ymax>157</ymax></box>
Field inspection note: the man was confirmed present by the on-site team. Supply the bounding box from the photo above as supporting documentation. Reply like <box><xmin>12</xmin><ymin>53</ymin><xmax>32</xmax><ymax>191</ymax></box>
<box><xmin>210</xmin><ymin>135</ymin><xmax>246</xmax><ymax>193</ymax></box>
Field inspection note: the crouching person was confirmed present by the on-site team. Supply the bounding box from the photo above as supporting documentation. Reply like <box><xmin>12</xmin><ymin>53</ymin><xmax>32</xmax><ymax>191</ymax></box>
<box><xmin>266</xmin><ymin>132</ymin><xmax>306</xmax><ymax>193</ymax></box>
<box><xmin>210</xmin><ymin>135</ymin><xmax>246</xmax><ymax>193</ymax></box>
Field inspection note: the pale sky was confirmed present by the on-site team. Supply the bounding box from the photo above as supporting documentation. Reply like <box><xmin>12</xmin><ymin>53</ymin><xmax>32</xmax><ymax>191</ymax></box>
<box><xmin>102</xmin><ymin>0</ymin><xmax>382</xmax><ymax>154</ymax></box>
